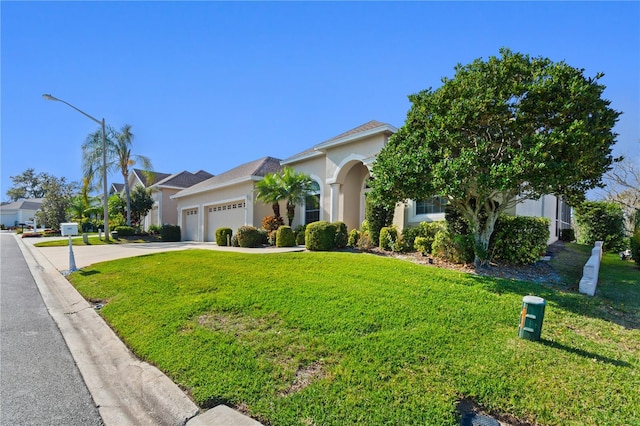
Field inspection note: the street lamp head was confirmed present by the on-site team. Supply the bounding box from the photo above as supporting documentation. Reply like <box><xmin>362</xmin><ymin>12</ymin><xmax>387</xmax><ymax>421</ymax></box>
<box><xmin>42</xmin><ymin>94</ymin><xmax>59</xmax><ymax>102</ymax></box>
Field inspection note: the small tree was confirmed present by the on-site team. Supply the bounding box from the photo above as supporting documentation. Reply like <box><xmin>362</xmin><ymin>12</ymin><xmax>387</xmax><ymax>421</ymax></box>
<box><xmin>371</xmin><ymin>49</ymin><xmax>620</xmax><ymax>267</ymax></box>
<box><xmin>129</xmin><ymin>185</ymin><xmax>154</xmax><ymax>227</ymax></box>
<box><xmin>280</xmin><ymin>167</ymin><xmax>314</xmax><ymax>226</ymax></box>
<box><xmin>575</xmin><ymin>201</ymin><xmax>626</xmax><ymax>252</ymax></box>
<box><xmin>255</xmin><ymin>172</ymin><xmax>286</xmax><ymax>222</ymax></box>
<box><xmin>36</xmin><ymin>176</ymin><xmax>78</xmax><ymax>230</ymax></box>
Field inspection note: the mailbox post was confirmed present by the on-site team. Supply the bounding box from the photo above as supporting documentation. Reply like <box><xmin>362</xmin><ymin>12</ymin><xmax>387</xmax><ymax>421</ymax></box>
<box><xmin>61</xmin><ymin>223</ymin><xmax>79</xmax><ymax>273</ymax></box>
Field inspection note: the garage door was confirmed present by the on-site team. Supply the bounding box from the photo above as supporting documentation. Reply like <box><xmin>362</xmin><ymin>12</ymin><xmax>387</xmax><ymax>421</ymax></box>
<box><xmin>183</xmin><ymin>208</ymin><xmax>199</xmax><ymax>241</ymax></box>
<box><xmin>206</xmin><ymin>201</ymin><xmax>246</xmax><ymax>242</ymax></box>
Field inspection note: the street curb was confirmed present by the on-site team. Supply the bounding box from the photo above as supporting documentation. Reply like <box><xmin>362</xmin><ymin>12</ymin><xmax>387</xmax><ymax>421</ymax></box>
<box><xmin>15</xmin><ymin>234</ymin><xmax>200</xmax><ymax>425</ymax></box>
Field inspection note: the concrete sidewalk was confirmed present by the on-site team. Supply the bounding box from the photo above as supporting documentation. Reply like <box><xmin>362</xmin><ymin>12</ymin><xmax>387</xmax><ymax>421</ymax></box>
<box><xmin>13</xmin><ymin>234</ymin><xmax>280</xmax><ymax>425</ymax></box>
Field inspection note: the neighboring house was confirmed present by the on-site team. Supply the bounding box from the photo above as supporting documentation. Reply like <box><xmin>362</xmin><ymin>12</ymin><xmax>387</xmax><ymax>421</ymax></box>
<box><xmin>0</xmin><ymin>198</ymin><xmax>44</xmax><ymax>228</ymax></box>
<box><xmin>109</xmin><ymin>183</ymin><xmax>125</xmax><ymax>196</ymax></box>
<box><xmin>114</xmin><ymin>169</ymin><xmax>214</xmax><ymax>229</ymax></box>
<box><xmin>172</xmin><ymin>120</ymin><xmax>571</xmax><ymax>244</ymax></box>
<box><xmin>172</xmin><ymin>157</ymin><xmax>281</xmax><ymax>241</ymax></box>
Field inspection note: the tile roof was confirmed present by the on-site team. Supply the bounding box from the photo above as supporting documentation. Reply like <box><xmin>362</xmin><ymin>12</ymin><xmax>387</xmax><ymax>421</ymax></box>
<box><xmin>173</xmin><ymin>157</ymin><xmax>282</xmax><ymax>198</ymax></box>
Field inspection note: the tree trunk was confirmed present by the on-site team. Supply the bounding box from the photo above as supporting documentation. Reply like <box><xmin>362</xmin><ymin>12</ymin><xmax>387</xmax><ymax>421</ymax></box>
<box><xmin>286</xmin><ymin>202</ymin><xmax>295</xmax><ymax>226</ymax></box>
<box><xmin>272</xmin><ymin>202</ymin><xmax>282</xmax><ymax>222</ymax></box>
<box><xmin>125</xmin><ymin>181</ymin><xmax>132</xmax><ymax>226</ymax></box>
<box><xmin>468</xmin><ymin>206</ymin><xmax>500</xmax><ymax>269</ymax></box>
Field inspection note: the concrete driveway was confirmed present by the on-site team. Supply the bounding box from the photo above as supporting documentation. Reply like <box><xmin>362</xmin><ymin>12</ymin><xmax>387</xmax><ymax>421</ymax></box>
<box><xmin>21</xmin><ymin>237</ymin><xmax>304</xmax><ymax>272</ymax></box>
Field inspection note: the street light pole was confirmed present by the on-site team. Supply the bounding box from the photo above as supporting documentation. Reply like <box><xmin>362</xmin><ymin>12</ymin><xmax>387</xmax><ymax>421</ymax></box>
<box><xmin>43</xmin><ymin>94</ymin><xmax>110</xmax><ymax>242</ymax></box>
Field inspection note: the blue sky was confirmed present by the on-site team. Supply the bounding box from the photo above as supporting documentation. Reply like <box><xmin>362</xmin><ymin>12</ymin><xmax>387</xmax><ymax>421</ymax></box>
<box><xmin>2</xmin><ymin>1</ymin><xmax>638</xmax><ymax>201</ymax></box>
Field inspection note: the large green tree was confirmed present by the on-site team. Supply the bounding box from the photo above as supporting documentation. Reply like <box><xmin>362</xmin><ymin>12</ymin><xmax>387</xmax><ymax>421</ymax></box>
<box><xmin>371</xmin><ymin>48</ymin><xmax>620</xmax><ymax>267</ymax></box>
<box><xmin>6</xmin><ymin>168</ymin><xmax>56</xmax><ymax>201</ymax></box>
<box><xmin>82</xmin><ymin>124</ymin><xmax>153</xmax><ymax>226</ymax></box>
<box><xmin>35</xmin><ymin>176</ymin><xmax>78</xmax><ymax>230</ymax></box>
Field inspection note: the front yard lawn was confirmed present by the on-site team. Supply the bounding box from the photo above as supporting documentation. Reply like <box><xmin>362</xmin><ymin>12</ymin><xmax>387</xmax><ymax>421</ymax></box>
<box><xmin>69</xmin><ymin>250</ymin><xmax>639</xmax><ymax>425</ymax></box>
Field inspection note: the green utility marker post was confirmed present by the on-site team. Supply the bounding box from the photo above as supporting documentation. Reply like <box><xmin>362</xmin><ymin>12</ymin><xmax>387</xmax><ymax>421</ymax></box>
<box><xmin>518</xmin><ymin>296</ymin><xmax>546</xmax><ymax>341</ymax></box>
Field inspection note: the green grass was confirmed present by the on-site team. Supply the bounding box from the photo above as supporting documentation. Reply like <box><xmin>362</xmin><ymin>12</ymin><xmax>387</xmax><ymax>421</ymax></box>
<box><xmin>69</xmin><ymin>250</ymin><xmax>640</xmax><ymax>425</ymax></box>
<box><xmin>34</xmin><ymin>235</ymin><xmax>160</xmax><ymax>247</ymax></box>
<box><xmin>552</xmin><ymin>243</ymin><xmax>640</xmax><ymax>328</ymax></box>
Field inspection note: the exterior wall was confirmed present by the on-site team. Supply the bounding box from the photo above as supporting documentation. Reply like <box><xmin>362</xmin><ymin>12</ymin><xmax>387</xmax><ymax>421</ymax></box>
<box><xmin>160</xmin><ymin>188</ymin><xmax>180</xmax><ymax>225</ymax></box>
<box><xmin>174</xmin><ymin>180</ymin><xmax>273</xmax><ymax>242</ymax></box>
<box><xmin>515</xmin><ymin>194</ymin><xmax>565</xmax><ymax>244</ymax></box>
<box><xmin>287</xmin><ymin>133</ymin><xmax>389</xmax><ymax>231</ymax></box>
<box><xmin>0</xmin><ymin>209</ymin><xmax>39</xmax><ymax>228</ymax></box>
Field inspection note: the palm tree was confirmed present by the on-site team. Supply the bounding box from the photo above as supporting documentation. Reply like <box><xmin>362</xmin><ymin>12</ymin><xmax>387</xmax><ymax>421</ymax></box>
<box><xmin>82</xmin><ymin>124</ymin><xmax>152</xmax><ymax>226</ymax></box>
<box><xmin>115</xmin><ymin>124</ymin><xmax>152</xmax><ymax>226</ymax></box>
<box><xmin>255</xmin><ymin>172</ymin><xmax>286</xmax><ymax>222</ymax></box>
<box><xmin>280</xmin><ymin>167</ymin><xmax>314</xmax><ymax>226</ymax></box>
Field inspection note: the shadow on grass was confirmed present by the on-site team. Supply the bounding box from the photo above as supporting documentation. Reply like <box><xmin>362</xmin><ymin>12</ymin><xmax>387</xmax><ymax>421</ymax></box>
<box><xmin>539</xmin><ymin>338</ymin><xmax>632</xmax><ymax>368</ymax></box>
<box><xmin>467</xmin><ymin>272</ymin><xmax>640</xmax><ymax>330</ymax></box>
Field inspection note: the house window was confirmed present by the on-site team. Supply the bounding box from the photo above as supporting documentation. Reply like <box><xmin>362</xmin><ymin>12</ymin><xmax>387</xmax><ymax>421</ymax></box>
<box><xmin>305</xmin><ymin>181</ymin><xmax>321</xmax><ymax>224</ymax></box>
<box><xmin>415</xmin><ymin>197</ymin><xmax>448</xmax><ymax>215</ymax></box>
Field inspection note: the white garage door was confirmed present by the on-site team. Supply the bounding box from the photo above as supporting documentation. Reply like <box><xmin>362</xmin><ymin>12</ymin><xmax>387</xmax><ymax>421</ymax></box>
<box><xmin>206</xmin><ymin>201</ymin><xmax>246</xmax><ymax>243</ymax></box>
<box><xmin>183</xmin><ymin>208</ymin><xmax>199</xmax><ymax>241</ymax></box>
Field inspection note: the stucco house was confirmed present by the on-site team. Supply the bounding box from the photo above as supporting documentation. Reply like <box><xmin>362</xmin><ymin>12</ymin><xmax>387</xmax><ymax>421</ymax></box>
<box><xmin>113</xmin><ymin>169</ymin><xmax>213</xmax><ymax>228</ymax></box>
<box><xmin>0</xmin><ymin>198</ymin><xmax>44</xmax><ymax>228</ymax></box>
<box><xmin>172</xmin><ymin>157</ymin><xmax>281</xmax><ymax>241</ymax></box>
<box><xmin>172</xmin><ymin>120</ymin><xmax>572</xmax><ymax>244</ymax></box>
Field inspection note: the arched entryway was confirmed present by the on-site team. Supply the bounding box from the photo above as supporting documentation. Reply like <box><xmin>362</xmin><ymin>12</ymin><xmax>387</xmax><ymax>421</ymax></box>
<box><xmin>332</xmin><ymin>160</ymin><xmax>370</xmax><ymax>231</ymax></box>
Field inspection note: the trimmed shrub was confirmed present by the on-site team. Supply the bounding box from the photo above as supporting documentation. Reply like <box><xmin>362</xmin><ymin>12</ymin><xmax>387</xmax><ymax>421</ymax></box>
<box><xmin>295</xmin><ymin>228</ymin><xmax>306</xmax><ymax>245</ymax></box>
<box><xmin>148</xmin><ymin>224</ymin><xmax>162</xmax><ymax>235</ymax></box>
<box><xmin>160</xmin><ymin>224</ymin><xmax>181</xmax><ymax>242</ymax></box>
<box><xmin>575</xmin><ymin>201</ymin><xmax>626</xmax><ymax>252</ymax></box>
<box><xmin>347</xmin><ymin>229</ymin><xmax>360</xmax><ymax>247</ymax></box>
<box><xmin>305</xmin><ymin>221</ymin><xmax>337</xmax><ymax>251</ymax></box>
<box><xmin>262</xmin><ymin>215</ymin><xmax>284</xmax><ymax>232</ymax></box>
<box><xmin>333</xmin><ymin>221</ymin><xmax>348</xmax><ymax>249</ymax></box>
<box><xmin>114</xmin><ymin>226</ymin><xmax>136</xmax><ymax>237</ymax></box>
<box><xmin>276</xmin><ymin>226</ymin><xmax>296</xmax><ymax>247</ymax></box>
<box><xmin>231</xmin><ymin>234</ymin><xmax>239</xmax><ymax>247</ymax></box>
<box><xmin>402</xmin><ymin>221</ymin><xmax>445</xmax><ymax>252</ymax></box>
<box><xmin>379</xmin><ymin>226</ymin><xmax>398</xmax><ymax>251</ymax></box>
<box><xmin>559</xmin><ymin>228</ymin><xmax>575</xmax><ymax>242</ymax></box>
<box><xmin>490</xmin><ymin>216</ymin><xmax>550</xmax><ymax>265</ymax></box>
<box><xmin>237</xmin><ymin>226</ymin><xmax>263</xmax><ymax>248</ymax></box>
<box><xmin>365</xmin><ymin>198</ymin><xmax>395</xmax><ymax>246</ymax></box>
<box><xmin>257</xmin><ymin>228</ymin><xmax>270</xmax><ymax>245</ymax></box>
<box><xmin>414</xmin><ymin>237</ymin><xmax>430</xmax><ymax>254</ymax></box>
<box><xmin>215</xmin><ymin>228</ymin><xmax>233</xmax><ymax>246</ymax></box>
<box><xmin>432</xmin><ymin>229</ymin><xmax>475</xmax><ymax>264</ymax></box>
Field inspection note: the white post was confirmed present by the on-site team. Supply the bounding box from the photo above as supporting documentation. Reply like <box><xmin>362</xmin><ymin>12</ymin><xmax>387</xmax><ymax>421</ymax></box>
<box><xmin>68</xmin><ymin>235</ymin><xmax>77</xmax><ymax>272</ymax></box>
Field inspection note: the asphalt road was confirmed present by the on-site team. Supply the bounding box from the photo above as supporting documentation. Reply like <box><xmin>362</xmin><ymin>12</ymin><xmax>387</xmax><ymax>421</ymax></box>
<box><xmin>0</xmin><ymin>233</ymin><xmax>103</xmax><ymax>425</ymax></box>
